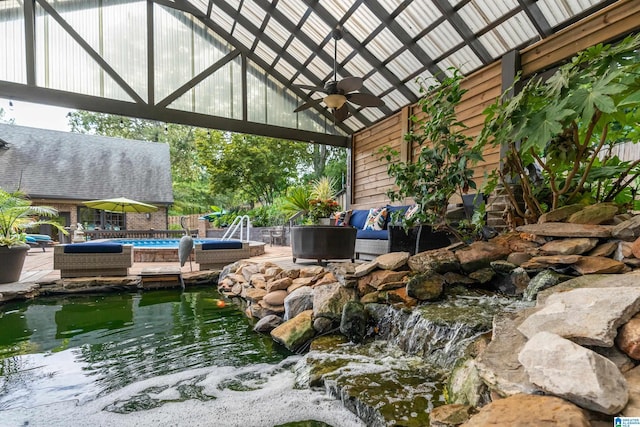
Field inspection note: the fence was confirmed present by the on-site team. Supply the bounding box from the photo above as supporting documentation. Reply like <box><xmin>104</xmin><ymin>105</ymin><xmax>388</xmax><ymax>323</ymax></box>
<box><xmin>84</xmin><ymin>229</ymin><xmax>198</xmax><ymax>240</ymax></box>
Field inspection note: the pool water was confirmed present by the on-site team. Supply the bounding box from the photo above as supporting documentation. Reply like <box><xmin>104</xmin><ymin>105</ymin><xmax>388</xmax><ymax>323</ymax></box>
<box><xmin>109</xmin><ymin>238</ymin><xmax>222</xmax><ymax>249</ymax></box>
<box><xmin>0</xmin><ymin>288</ymin><xmax>365</xmax><ymax>426</ymax></box>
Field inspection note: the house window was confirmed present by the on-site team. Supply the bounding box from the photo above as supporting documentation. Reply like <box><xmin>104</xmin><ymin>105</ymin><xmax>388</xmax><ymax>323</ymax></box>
<box><xmin>78</xmin><ymin>207</ymin><xmax>125</xmax><ymax>230</ymax></box>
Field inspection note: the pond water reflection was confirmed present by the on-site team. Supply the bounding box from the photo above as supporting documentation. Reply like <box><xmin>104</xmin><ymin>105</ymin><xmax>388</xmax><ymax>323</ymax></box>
<box><xmin>0</xmin><ymin>288</ymin><xmax>365</xmax><ymax>426</ymax></box>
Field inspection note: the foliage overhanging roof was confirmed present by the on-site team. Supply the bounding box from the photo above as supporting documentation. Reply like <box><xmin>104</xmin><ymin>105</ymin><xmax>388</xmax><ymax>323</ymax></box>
<box><xmin>0</xmin><ymin>0</ymin><xmax>615</xmax><ymax>146</ymax></box>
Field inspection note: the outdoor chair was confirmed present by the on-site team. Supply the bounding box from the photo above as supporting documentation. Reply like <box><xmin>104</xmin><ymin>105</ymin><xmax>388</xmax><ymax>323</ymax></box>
<box><xmin>54</xmin><ymin>242</ymin><xmax>133</xmax><ymax>278</ymax></box>
<box><xmin>194</xmin><ymin>240</ymin><xmax>251</xmax><ymax>270</ymax></box>
<box><xmin>25</xmin><ymin>234</ymin><xmax>54</xmax><ymax>252</ymax></box>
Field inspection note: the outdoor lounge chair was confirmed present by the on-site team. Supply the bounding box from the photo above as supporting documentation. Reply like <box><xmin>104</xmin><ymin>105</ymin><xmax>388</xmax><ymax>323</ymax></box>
<box><xmin>54</xmin><ymin>242</ymin><xmax>133</xmax><ymax>278</ymax></box>
<box><xmin>194</xmin><ymin>240</ymin><xmax>251</xmax><ymax>270</ymax></box>
<box><xmin>25</xmin><ymin>234</ymin><xmax>54</xmax><ymax>252</ymax></box>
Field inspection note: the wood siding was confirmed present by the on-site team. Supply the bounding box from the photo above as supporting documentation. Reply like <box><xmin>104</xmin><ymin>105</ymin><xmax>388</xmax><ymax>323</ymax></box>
<box><xmin>351</xmin><ymin>0</ymin><xmax>640</xmax><ymax>210</ymax></box>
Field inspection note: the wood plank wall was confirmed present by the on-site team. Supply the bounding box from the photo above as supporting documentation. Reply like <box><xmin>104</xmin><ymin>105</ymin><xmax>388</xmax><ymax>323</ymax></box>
<box><xmin>351</xmin><ymin>0</ymin><xmax>640</xmax><ymax>210</ymax></box>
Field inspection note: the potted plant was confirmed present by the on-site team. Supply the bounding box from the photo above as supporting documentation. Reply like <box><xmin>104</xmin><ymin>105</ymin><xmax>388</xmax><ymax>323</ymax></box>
<box><xmin>0</xmin><ymin>187</ymin><xmax>67</xmax><ymax>283</ymax></box>
<box><xmin>281</xmin><ymin>177</ymin><xmax>341</xmax><ymax>225</ymax></box>
<box><xmin>476</xmin><ymin>33</ymin><xmax>640</xmax><ymax>225</ymax></box>
<box><xmin>377</xmin><ymin>68</ymin><xmax>483</xmax><ymax>252</ymax></box>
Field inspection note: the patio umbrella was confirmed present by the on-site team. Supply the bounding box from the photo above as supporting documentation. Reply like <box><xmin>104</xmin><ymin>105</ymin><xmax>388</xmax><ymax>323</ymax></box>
<box><xmin>83</xmin><ymin>197</ymin><xmax>158</xmax><ymax>213</ymax></box>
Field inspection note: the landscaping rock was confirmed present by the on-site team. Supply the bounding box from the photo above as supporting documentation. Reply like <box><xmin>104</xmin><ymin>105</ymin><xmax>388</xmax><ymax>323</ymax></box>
<box><xmin>263</xmin><ymin>289</ymin><xmax>287</xmax><ymax>306</ymax></box>
<box><xmin>518</xmin><ymin>286</ymin><xmax>640</xmax><ymax>346</ymax></box>
<box><xmin>443</xmin><ymin>271</ymin><xmax>476</xmax><ymax>286</ymax></box>
<box><xmin>613</xmin><ymin>215</ymin><xmax>640</xmax><ymax>241</ymax></box>
<box><xmin>519</xmin><ymin>331</ymin><xmax>628</xmax><ymax>414</ymax></box>
<box><xmin>622</xmin><ymin>365</ymin><xmax>640</xmax><ymax>416</ymax></box>
<box><xmin>506</xmin><ymin>251</ymin><xmax>532</xmax><ymax>265</ymax></box>
<box><xmin>270</xmin><ymin>309</ymin><xmax>315</xmax><ymax>351</ymax></box>
<box><xmin>353</xmin><ymin>261</ymin><xmax>378</xmax><ymax>277</ymax></box>
<box><xmin>455</xmin><ymin>241</ymin><xmax>510</xmax><ymax>272</ymax></box>
<box><xmin>461</xmin><ymin>394</ymin><xmax>590</xmax><ymax>426</ymax></box>
<box><xmin>244</xmin><ymin>287</ymin><xmax>267</xmax><ymax>303</ymax></box>
<box><xmin>588</xmin><ymin>241</ymin><xmax>618</xmax><ymax>257</ymax></box>
<box><xmin>540</xmin><ymin>237</ymin><xmax>599</xmax><ymax>255</ymax></box>
<box><xmin>430</xmin><ymin>403</ymin><xmax>474</xmax><ymax>427</ymax></box>
<box><xmin>517</xmin><ymin>223</ymin><xmax>614</xmax><ymax>238</ymax></box>
<box><xmin>572</xmin><ymin>256</ymin><xmax>627</xmax><ymax>274</ymax></box>
<box><xmin>468</xmin><ymin>268</ymin><xmax>494</xmax><ymax>284</ymax></box>
<box><xmin>313</xmin><ymin>282</ymin><xmax>356</xmax><ymax>322</ymax></box>
<box><xmin>375</xmin><ymin>252</ymin><xmax>410</xmax><ymax>270</ymax></box>
<box><xmin>406</xmin><ymin>272</ymin><xmax>445</xmax><ymax>301</ymax></box>
<box><xmin>266</xmin><ymin>277</ymin><xmax>292</xmax><ymax>292</ymax></box>
<box><xmin>340</xmin><ymin>301</ymin><xmax>367</xmax><ymax>343</ymax></box>
<box><xmin>520</xmin><ymin>254</ymin><xmax>581</xmax><ymax>270</ymax></box>
<box><xmin>493</xmin><ymin>267</ymin><xmax>529</xmax><ymax>295</ymax></box>
<box><xmin>367</xmin><ymin>270</ymin><xmax>408</xmax><ymax>290</ymax></box>
<box><xmin>538</xmin><ymin>204</ymin><xmax>583</xmax><ymax>223</ymax></box>
<box><xmin>523</xmin><ymin>269</ymin><xmax>571</xmax><ymax>301</ymax></box>
<box><xmin>617</xmin><ymin>313</ymin><xmax>640</xmax><ymax>360</ymax></box>
<box><xmin>408</xmin><ymin>248</ymin><xmax>459</xmax><ymax>273</ymax></box>
<box><xmin>447</xmin><ymin>359</ymin><xmax>489</xmax><ymax>407</ymax></box>
<box><xmin>567</xmin><ymin>203</ymin><xmax>618</xmax><ymax>224</ymax></box>
<box><xmin>253</xmin><ymin>314</ymin><xmax>282</xmax><ymax>333</ymax></box>
<box><xmin>475</xmin><ymin>309</ymin><xmax>539</xmax><ymax>397</ymax></box>
<box><xmin>284</xmin><ymin>286</ymin><xmax>314</xmax><ymax>321</ymax></box>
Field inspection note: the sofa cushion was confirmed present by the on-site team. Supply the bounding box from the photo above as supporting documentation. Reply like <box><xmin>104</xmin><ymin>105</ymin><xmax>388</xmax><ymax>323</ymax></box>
<box><xmin>363</xmin><ymin>207</ymin><xmax>388</xmax><ymax>230</ymax></box>
<box><xmin>201</xmin><ymin>240</ymin><xmax>243</xmax><ymax>250</ymax></box>
<box><xmin>64</xmin><ymin>242</ymin><xmax>124</xmax><ymax>253</ymax></box>
<box><xmin>356</xmin><ymin>229</ymin><xmax>388</xmax><ymax>240</ymax></box>
<box><xmin>334</xmin><ymin>210</ymin><xmax>352</xmax><ymax>226</ymax></box>
<box><xmin>349</xmin><ymin>209</ymin><xmax>370</xmax><ymax>230</ymax></box>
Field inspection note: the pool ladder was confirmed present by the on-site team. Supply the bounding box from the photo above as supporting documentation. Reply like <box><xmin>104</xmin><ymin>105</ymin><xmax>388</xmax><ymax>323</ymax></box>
<box><xmin>222</xmin><ymin>215</ymin><xmax>251</xmax><ymax>242</ymax></box>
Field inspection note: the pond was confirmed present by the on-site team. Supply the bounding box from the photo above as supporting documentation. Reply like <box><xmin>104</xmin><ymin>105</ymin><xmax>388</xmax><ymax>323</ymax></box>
<box><xmin>0</xmin><ymin>288</ymin><xmax>365</xmax><ymax>427</ymax></box>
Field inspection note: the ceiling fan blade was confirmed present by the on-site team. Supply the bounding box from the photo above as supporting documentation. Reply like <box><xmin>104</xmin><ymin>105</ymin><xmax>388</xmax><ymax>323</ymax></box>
<box><xmin>333</xmin><ymin>104</ymin><xmax>349</xmax><ymax>122</ymax></box>
<box><xmin>294</xmin><ymin>97</ymin><xmax>324</xmax><ymax>113</ymax></box>
<box><xmin>347</xmin><ymin>92</ymin><xmax>385</xmax><ymax>107</ymax></box>
<box><xmin>295</xmin><ymin>84</ymin><xmax>327</xmax><ymax>93</ymax></box>
<box><xmin>337</xmin><ymin>76</ymin><xmax>363</xmax><ymax>93</ymax></box>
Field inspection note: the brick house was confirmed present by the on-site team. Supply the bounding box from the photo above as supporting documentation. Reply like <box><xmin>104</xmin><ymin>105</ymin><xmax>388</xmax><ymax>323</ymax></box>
<box><xmin>0</xmin><ymin>123</ymin><xmax>173</xmax><ymax>240</ymax></box>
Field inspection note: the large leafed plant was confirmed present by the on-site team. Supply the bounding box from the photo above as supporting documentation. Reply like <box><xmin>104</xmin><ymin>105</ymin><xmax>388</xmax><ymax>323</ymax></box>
<box><xmin>378</xmin><ymin>69</ymin><xmax>483</xmax><ymax>237</ymax></box>
<box><xmin>477</xmin><ymin>33</ymin><xmax>640</xmax><ymax>224</ymax></box>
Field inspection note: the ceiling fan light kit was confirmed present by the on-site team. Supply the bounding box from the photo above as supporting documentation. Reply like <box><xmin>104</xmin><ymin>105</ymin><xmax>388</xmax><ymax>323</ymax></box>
<box><xmin>294</xmin><ymin>26</ymin><xmax>384</xmax><ymax>122</ymax></box>
<box><xmin>324</xmin><ymin>93</ymin><xmax>347</xmax><ymax>109</ymax></box>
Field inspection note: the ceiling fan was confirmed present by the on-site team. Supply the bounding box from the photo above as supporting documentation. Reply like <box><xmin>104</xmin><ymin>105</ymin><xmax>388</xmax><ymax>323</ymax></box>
<box><xmin>293</xmin><ymin>27</ymin><xmax>385</xmax><ymax>122</ymax></box>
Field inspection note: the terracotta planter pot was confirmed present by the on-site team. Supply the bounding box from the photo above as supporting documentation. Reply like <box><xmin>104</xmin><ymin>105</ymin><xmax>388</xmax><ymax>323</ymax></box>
<box><xmin>0</xmin><ymin>244</ymin><xmax>30</xmax><ymax>284</ymax></box>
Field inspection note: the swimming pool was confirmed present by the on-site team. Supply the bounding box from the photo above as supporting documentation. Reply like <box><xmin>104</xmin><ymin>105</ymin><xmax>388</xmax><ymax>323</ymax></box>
<box><xmin>111</xmin><ymin>238</ymin><xmax>220</xmax><ymax>249</ymax></box>
<box><xmin>105</xmin><ymin>238</ymin><xmax>263</xmax><ymax>262</ymax></box>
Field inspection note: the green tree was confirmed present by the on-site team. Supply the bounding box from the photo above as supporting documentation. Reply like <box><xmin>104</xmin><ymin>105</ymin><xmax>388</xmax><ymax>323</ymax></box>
<box><xmin>195</xmin><ymin>131</ymin><xmax>309</xmax><ymax>205</ymax></box>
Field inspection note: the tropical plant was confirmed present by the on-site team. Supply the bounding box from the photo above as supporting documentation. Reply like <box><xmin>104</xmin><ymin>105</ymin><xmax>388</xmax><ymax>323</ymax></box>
<box><xmin>0</xmin><ymin>188</ymin><xmax>67</xmax><ymax>247</ymax></box>
<box><xmin>280</xmin><ymin>177</ymin><xmax>341</xmax><ymax>224</ymax></box>
<box><xmin>477</xmin><ymin>33</ymin><xmax>640</xmax><ymax>224</ymax></box>
<box><xmin>377</xmin><ymin>68</ymin><xmax>483</xmax><ymax>238</ymax></box>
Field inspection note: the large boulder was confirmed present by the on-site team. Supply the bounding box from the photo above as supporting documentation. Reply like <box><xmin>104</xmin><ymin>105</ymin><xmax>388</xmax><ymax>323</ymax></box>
<box><xmin>475</xmin><ymin>309</ymin><xmax>539</xmax><ymax>397</ymax></box>
<box><xmin>313</xmin><ymin>282</ymin><xmax>356</xmax><ymax>322</ymax></box>
<box><xmin>518</xmin><ymin>286</ymin><xmax>640</xmax><ymax>346</ymax></box>
<box><xmin>270</xmin><ymin>309</ymin><xmax>315</xmax><ymax>351</ymax></box>
<box><xmin>519</xmin><ymin>331</ymin><xmax>628</xmax><ymax>414</ymax></box>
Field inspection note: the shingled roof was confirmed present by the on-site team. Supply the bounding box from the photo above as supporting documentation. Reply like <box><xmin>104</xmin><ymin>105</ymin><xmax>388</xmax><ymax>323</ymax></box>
<box><xmin>0</xmin><ymin>123</ymin><xmax>173</xmax><ymax>205</ymax></box>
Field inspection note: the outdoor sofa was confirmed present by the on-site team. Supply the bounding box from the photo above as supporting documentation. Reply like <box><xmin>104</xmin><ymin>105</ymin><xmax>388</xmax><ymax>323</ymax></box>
<box><xmin>54</xmin><ymin>242</ymin><xmax>133</xmax><ymax>278</ymax></box>
<box><xmin>194</xmin><ymin>240</ymin><xmax>251</xmax><ymax>270</ymax></box>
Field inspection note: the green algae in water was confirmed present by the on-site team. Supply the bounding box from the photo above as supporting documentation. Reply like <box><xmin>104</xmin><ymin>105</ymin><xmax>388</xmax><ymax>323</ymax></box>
<box><xmin>300</xmin><ymin>341</ymin><xmax>443</xmax><ymax>427</ymax></box>
<box><xmin>0</xmin><ymin>288</ymin><xmax>292</xmax><ymax>409</ymax></box>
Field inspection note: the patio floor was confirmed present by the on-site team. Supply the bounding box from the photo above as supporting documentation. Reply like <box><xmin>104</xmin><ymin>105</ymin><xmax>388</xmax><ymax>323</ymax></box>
<box><xmin>17</xmin><ymin>242</ymin><xmax>296</xmax><ymax>286</ymax></box>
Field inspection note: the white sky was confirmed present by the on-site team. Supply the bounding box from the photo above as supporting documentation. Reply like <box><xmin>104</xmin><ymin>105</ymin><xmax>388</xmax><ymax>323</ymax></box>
<box><xmin>1</xmin><ymin>97</ymin><xmax>74</xmax><ymax>132</ymax></box>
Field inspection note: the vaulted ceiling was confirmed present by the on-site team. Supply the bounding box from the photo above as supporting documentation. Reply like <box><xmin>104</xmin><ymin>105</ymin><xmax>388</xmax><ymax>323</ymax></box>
<box><xmin>0</xmin><ymin>0</ymin><xmax>615</xmax><ymax>146</ymax></box>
